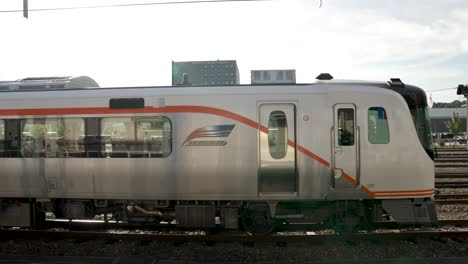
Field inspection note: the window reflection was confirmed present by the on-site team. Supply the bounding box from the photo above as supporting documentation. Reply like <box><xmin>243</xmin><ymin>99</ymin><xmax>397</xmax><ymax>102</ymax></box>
<box><xmin>268</xmin><ymin>111</ymin><xmax>288</xmax><ymax>159</ymax></box>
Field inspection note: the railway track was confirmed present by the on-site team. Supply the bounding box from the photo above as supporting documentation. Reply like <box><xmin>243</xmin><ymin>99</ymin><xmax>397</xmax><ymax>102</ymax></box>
<box><xmin>435</xmin><ymin>181</ymin><xmax>468</xmax><ymax>188</ymax></box>
<box><xmin>436</xmin><ymin>173</ymin><xmax>468</xmax><ymax>179</ymax></box>
<box><xmin>436</xmin><ymin>164</ymin><xmax>468</xmax><ymax>168</ymax></box>
<box><xmin>2</xmin><ymin>227</ymin><xmax>468</xmax><ymax>243</ymax></box>
<box><xmin>436</xmin><ymin>158</ymin><xmax>468</xmax><ymax>163</ymax></box>
<box><xmin>435</xmin><ymin>194</ymin><xmax>468</xmax><ymax>204</ymax></box>
<box><xmin>436</xmin><ymin>194</ymin><xmax>468</xmax><ymax>199</ymax></box>
<box><xmin>435</xmin><ymin>148</ymin><xmax>468</xmax><ymax>152</ymax></box>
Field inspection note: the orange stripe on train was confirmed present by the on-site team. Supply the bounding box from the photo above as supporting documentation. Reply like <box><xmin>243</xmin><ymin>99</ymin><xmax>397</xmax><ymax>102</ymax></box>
<box><xmin>0</xmin><ymin>105</ymin><xmax>433</xmax><ymax>198</ymax></box>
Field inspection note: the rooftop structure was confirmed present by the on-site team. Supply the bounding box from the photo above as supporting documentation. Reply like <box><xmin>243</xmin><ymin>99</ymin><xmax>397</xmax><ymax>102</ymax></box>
<box><xmin>251</xmin><ymin>69</ymin><xmax>296</xmax><ymax>84</ymax></box>
<box><xmin>171</xmin><ymin>60</ymin><xmax>239</xmax><ymax>86</ymax></box>
<box><xmin>0</xmin><ymin>76</ymin><xmax>99</xmax><ymax>91</ymax></box>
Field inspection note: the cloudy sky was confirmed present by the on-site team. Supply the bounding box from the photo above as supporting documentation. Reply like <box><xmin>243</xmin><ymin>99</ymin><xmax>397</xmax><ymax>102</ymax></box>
<box><xmin>1</xmin><ymin>0</ymin><xmax>468</xmax><ymax>103</ymax></box>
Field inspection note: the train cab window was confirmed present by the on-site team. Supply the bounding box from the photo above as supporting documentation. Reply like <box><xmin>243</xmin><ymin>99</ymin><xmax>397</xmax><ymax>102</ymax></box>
<box><xmin>268</xmin><ymin>111</ymin><xmax>288</xmax><ymax>159</ymax></box>
<box><xmin>101</xmin><ymin>117</ymin><xmax>171</xmax><ymax>158</ymax></box>
<box><xmin>368</xmin><ymin>107</ymin><xmax>390</xmax><ymax>144</ymax></box>
<box><xmin>338</xmin><ymin>109</ymin><xmax>354</xmax><ymax>146</ymax></box>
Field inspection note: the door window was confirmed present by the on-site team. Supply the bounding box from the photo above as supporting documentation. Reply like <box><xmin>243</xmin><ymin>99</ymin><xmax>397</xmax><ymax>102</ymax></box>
<box><xmin>268</xmin><ymin>110</ymin><xmax>288</xmax><ymax>159</ymax></box>
<box><xmin>338</xmin><ymin>108</ymin><xmax>354</xmax><ymax>146</ymax></box>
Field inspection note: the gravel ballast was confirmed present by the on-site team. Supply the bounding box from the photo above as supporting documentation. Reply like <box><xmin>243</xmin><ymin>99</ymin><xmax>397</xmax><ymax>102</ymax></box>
<box><xmin>2</xmin><ymin>237</ymin><xmax>468</xmax><ymax>263</ymax></box>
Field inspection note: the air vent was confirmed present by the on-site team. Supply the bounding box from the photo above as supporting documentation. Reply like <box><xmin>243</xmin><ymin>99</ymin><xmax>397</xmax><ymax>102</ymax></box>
<box><xmin>316</xmin><ymin>73</ymin><xmax>333</xmax><ymax>80</ymax></box>
<box><xmin>18</xmin><ymin>85</ymin><xmax>47</xmax><ymax>90</ymax></box>
<box><xmin>0</xmin><ymin>76</ymin><xmax>100</xmax><ymax>91</ymax></box>
<box><xmin>251</xmin><ymin>70</ymin><xmax>296</xmax><ymax>84</ymax></box>
<box><xmin>48</xmin><ymin>84</ymin><xmax>66</xmax><ymax>89</ymax></box>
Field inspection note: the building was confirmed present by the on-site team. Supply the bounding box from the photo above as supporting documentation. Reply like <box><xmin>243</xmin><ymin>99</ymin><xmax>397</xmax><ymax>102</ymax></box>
<box><xmin>171</xmin><ymin>60</ymin><xmax>239</xmax><ymax>86</ymax></box>
<box><xmin>429</xmin><ymin>108</ymin><xmax>467</xmax><ymax>135</ymax></box>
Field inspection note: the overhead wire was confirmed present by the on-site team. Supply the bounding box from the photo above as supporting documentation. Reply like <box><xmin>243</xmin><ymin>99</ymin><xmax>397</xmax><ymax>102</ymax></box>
<box><xmin>0</xmin><ymin>0</ymin><xmax>270</xmax><ymax>13</ymax></box>
<box><xmin>427</xmin><ymin>87</ymin><xmax>457</xmax><ymax>93</ymax></box>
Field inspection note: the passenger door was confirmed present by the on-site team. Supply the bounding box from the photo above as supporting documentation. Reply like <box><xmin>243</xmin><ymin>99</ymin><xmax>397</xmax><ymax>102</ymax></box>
<box><xmin>332</xmin><ymin>104</ymin><xmax>359</xmax><ymax>188</ymax></box>
<box><xmin>258</xmin><ymin>103</ymin><xmax>297</xmax><ymax>195</ymax></box>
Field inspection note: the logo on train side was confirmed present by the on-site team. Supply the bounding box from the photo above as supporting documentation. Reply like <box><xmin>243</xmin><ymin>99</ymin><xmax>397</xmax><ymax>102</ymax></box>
<box><xmin>184</xmin><ymin>125</ymin><xmax>235</xmax><ymax>146</ymax></box>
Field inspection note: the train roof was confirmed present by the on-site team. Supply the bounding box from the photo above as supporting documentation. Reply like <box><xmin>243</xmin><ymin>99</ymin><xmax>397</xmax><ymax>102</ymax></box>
<box><xmin>0</xmin><ymin>79</ymin><xmax>394</xmax><ymax>92</ymax></box>
<box><xmin>0</xmin><ymin>77</ymin><xmax>428</xmax><ymax>108</ymax></box>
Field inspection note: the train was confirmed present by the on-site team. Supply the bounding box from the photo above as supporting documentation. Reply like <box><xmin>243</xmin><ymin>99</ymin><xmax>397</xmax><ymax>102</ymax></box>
<box><xmin>0</xmin><ymin>74</ymin><xmax>437</xmax><ymax>234</ymax></box>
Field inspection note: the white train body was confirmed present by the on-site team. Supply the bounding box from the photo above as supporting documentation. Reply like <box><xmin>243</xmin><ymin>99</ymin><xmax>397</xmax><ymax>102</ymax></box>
<box><xmin>0</xmin><ymin>78</ymin><xmax>437</xmax><ymax>230</ymax></box>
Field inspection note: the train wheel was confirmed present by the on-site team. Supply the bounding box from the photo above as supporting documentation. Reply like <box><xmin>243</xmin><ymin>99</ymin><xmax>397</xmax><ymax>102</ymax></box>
<box><xmin>241</xmin><ymin>205</ymin><xmax>274</xmax><ymax>235</ymax></box>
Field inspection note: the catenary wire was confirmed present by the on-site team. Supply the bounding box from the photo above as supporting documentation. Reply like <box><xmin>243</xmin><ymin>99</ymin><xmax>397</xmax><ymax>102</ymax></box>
<box><xmin>0</xmin><ymin>0</ymin><xmax>270</xmax><ymax>13</ymax></box>
<box><xmin>427</xmin><ymin>87</ymin><xmax>457</xmax><ymax>93</ymax></box>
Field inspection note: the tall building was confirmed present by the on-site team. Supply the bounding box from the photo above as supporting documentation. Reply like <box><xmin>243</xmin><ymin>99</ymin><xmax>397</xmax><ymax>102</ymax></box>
<box><xmin>172</xmin><ymin>60</ymin><xmax>240</xmax><ymax>86</ymax></box>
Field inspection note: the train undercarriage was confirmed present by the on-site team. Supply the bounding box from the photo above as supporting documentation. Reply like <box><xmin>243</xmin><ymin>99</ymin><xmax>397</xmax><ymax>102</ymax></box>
<box><xmin>0</xmin><ymin>197</ymin><xmax>437</xmax><ymax>234</ymax></box>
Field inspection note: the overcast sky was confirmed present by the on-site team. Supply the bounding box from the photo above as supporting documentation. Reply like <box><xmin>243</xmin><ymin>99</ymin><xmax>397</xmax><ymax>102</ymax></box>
<box><xmin>1</xmin><ymin>0</ymin><xmax>468</xmax><ymax>103</ymax></box>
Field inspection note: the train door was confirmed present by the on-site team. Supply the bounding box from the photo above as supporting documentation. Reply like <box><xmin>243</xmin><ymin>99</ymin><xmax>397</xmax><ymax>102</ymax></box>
<box><xmin>258</xmin><ymin>103</ymin><xmax>297</xmax><ymax>195</ymax></box>
<box><xmin>332</xmin><ymin>104</ymin><xmax>359</xmax><ymax>188</ymax></box>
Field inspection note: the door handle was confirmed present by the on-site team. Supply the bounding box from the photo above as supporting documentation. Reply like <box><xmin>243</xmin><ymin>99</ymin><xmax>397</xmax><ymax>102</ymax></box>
<box><xmin>334</xmin><ymin>168</ymin><xmax>343</xmax><ymax>179</ymax></box>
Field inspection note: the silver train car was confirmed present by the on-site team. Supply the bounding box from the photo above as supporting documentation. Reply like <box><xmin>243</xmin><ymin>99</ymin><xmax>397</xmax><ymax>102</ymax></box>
<box><xmin>0</xmin><ymin>76</ymin><xmax>437</xmax><ymax>233</ymax></box>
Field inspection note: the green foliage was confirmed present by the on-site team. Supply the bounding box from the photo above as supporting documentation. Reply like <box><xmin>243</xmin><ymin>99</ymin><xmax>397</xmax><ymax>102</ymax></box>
<box><xmin>30</xmin><ymin>124</ymin><xmax>46</xmax><ymax>139</ymax></box>
<box><xmin>445</xmin><ymin>113</ymin><xmax>462</xmax><ymax>136</ymax></box>
<box><xmin>433</xmin><ymin>100</ymin><xmax>466</xmax><ymax>108</ymax></box>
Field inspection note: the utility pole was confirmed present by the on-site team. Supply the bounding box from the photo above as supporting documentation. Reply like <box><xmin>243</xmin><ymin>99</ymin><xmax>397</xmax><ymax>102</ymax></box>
<box><xmin>457</xmin><ymin>84</ymin><xmax>468</xmax><ymax>149</ymax></box>
<box><xmin>23</xmin><ymin>0</ymin><xmax>28</xmax><ymax>18</ymax></box>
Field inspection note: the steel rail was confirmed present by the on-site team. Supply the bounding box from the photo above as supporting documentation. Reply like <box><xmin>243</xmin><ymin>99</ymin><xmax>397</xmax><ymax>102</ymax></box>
<box><xmin>436</xmin><ymin>194</ymin><xmax>468</xmax><ymax>199</ymax></box>
<box><xmin>435</xmin><ymin>159</ymin><xmax>468</xmax><ymax>163</ymax></box>
<box><xmin>3</xmin><ymin>229</ymin><xmax>468</xmax><ymax>242</ymax></box>
<box><xmin>436</xmin><ymin>199</ymin><xmax>468</xmax><ymax>205</ymax></box>
<box><xmin>436</xmin><ymin>164</ymin><xmax>468</xmax><ymax>168</ymax></box>
<box><xmin>435</xmin><ymin>148</ymin><xmax>468</xmax><ymax>152</ymax></box>
<box><xmin>435</xmin><ymin>182</ymin><xmax>468</xmax><ymax>188</ymax></box>
<box><xmin>436</xmin><ymin>154</ymin><xmax>468</xmax><ymax>157</ymax></box>
<box><xmin>438</xmin><ymin>219</ymin><xmax>468</xmax><ymax>225</ymax></box>
<box><xmin>436</xmin><ymin>173</ymin><xmax>468</xmax><ymax>179</ymax></box>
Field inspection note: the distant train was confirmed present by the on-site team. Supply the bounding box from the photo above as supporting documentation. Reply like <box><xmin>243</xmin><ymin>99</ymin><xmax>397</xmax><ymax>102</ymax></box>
<box><xmin>0</xmin><ymin>75</ymin><xmax>437</xmax><ymax>234</ymax></box>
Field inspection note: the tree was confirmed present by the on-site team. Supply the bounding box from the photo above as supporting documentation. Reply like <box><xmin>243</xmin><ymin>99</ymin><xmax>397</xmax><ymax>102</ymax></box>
<box><xmin>433</xmin><ymin>100</ymin><xmax>466</xmax><ymax>108</ymax></box>
<box><xmin>445</xmin><ymin>113</ymin><xmax>462</xmax><ymax>138</ymax></box>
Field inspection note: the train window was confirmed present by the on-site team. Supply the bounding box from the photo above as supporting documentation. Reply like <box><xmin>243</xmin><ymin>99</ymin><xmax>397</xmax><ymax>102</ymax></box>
<box><xmin>101</xmin><ymin>118</ymin><xmax>135</xmax><ymax>157</ymax></box>
<box><xmin>136</xmin><ymin>118</ymin><xmax>171</xmax><ymax>157</ymax></box>
<box><xmin>338</xmin><ymin>108</ymin><xmax>354</xmax><ymax>146</ymax></box>
<box><xmin>61</xmin><ymin>119</ymin><xmax>86</xmax><ymax>157</ymax></box>
<box><xmin>368</xmin><ymin>107</ymin><xmax>390</xmax><ymax>144</ymax></box>
<box><xmin>101</xmin><ymin>117</ymin><xmax>171</xmax><ymax>158</ymax></box>
<box><xmin>20</xmin><ymin>118</ymin><xmax>85</xmax><ymax>158</ymax></box>
<box><xmin>0</xmin><ymin>120</ymin><xmax>4</xmax><ymax>156</ymax></box>
<box><xmin>0</xmin><ymin>120</ymin><xmax>4</xmax><ymax>141</ymax></box>
<box><xmin>21</xmin><ymin>119</ymin><xmax>46</xmax><ymax>157</ymax></box>
<box><xmin>268</xmin><ymin>111</ymin><xmax>288</xmax><ymax>159</ymax></box>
